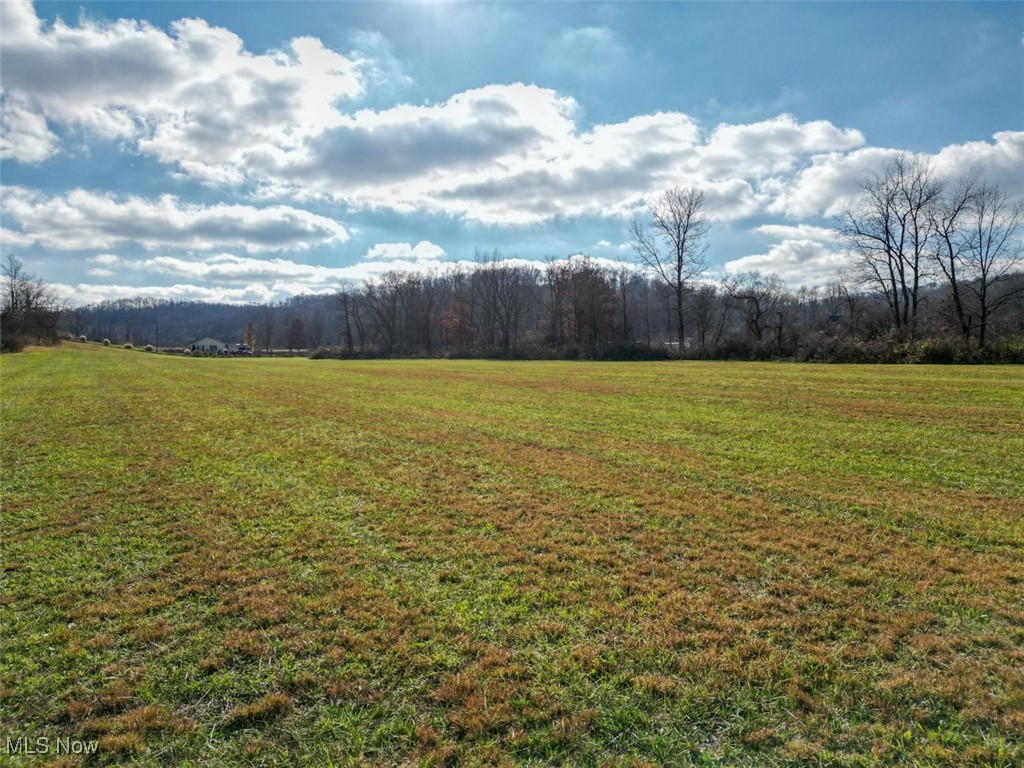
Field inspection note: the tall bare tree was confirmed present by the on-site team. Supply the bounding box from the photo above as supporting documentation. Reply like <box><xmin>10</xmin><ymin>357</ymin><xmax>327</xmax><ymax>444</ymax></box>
<box><xmin>337</xmin><ymin>286</ymin><xmax>359</xmax><ymax>354</ymax></box>
<box><xmin>930</xmin><ymin>172</ymin><xmax>979</xmax><ymax>341</ymax></box>
<box><xmin>631</xmin><ymin>186</ymin><xmax>710</xmax><ymax>348</ymax></box>
<box><xmin>305</xmin><ymin>307</ymin><xmax>327</xmax><ymax>349</ymax></box>
<box><xmin>839</xmin><ymin>154</ymin><xmax>942</xmax><ymax>335</ymax></box>
<box><xmin>960</xmin><ymin>184</ymin><xmax>1024</xmax><ymax>348</ymax></box>
<box><xmin>255</xmin><ymin>306</ymin><xmax>275</xmax><ymax>352</ymax></box>
<box><xmin>691</xmin><ymin>283</ymin><xmax>730</xmax><ymax>352</ymax></box>
<box><xmin>362</xmin><ymin>272</ymin><xmax>403</xmax><ymax>353</ymax></box>
<box><xmin>286</xmin><ymin>315</ymin><xmax>306</xmax><ymax>353</ymax></box>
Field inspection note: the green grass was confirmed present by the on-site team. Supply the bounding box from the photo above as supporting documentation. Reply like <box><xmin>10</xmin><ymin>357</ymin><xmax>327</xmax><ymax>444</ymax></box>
<box><xmin>2</xmin><ymin>343</ymin><xmax>1022</xmax><ymax>766</ymax></box>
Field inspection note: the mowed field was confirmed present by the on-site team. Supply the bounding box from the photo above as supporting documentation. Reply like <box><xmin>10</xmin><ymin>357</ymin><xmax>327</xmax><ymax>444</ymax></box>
<box><xmin>2</xmin><ymin>345</ymin><xmax>1022</xmax><ymax>767</ymax></box>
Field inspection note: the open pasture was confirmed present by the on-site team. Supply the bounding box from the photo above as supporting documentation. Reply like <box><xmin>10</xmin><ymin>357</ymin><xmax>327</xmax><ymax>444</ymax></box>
<box><xmin>2</xmin><ymin>345</ymin><xmax>1022</xmax><ymax>766</ymax></box>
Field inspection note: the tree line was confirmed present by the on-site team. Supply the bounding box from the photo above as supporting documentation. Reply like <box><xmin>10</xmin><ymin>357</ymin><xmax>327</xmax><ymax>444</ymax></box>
<box><xmin>6</xmin><ymin>159</ymin><xmax>1023</xmax><ymax>361</ymax></box>
<box><xmin>1</xmin><ymin>255</ymin><xmax>61</xmax><ymax>352</ymax></box>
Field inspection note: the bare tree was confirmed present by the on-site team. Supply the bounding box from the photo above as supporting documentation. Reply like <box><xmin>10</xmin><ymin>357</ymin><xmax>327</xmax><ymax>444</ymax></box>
<box><xmin>725</xmin><ymin>271</ymin><xmax>790</xmax><ymax>348</ymax></box>
<box><xmin>493</xmin><ymin>263</ymin><xmax>539</xmax><ymax>354</ymax></box>
<box><xmin>63</xmin><ymin>306</ymin><xmax>89</xmax><ymax>339</ymax></box>
<box><xmin>439</xmin><ymin>268</ymin><xmax>475</xmax><ymax>350</ymax></box>
<box><xmin>613</xmin><ymin>258</ymin><xmax>635</xmax><ymax>344</ymax></box>
<box><xmin>306</xmin><ymin>307</ymin><xmax>327</xmax><ymax>349</ymax></box>
<box><xmin>839</xmin><ymin>154</ymin><xmax>943</xmax><ymax>335</ymax></box>
<box><xmin>1</xmin><ymin>255</ymin><xmax>62</xmax><ymax>352</ymax></box>
<box><xmin>691</xmin><ymin>283</ymin><xmax>731</xmax><ymax>352</ymax></box>
<box><xmin>960</xmin><ymin>185</ymin><xmax>1024</xmax><ymax>348</ymax></box>
<box><xmin>255</xmin><ymin>306</ymin><xmax>275</xmax><ymax>352</ymax></box>
<box><xmin>337</xmin><ymin>286</ymin><xmax>359</xmax><ymax>354</ymax></box>
<box><xmin>631</xmin><ymin>186</ymin><xmax>710</xmax><ymax>348</ymax></box>
<box><xmin>286</xmin><ymin>315</ymin><xmax>306</xmax><ymax>353</ymax></box>
<box><xmin>362</xmin><ymin>272</ymin><xmax>403</xmax><ymax>353</ymax></box>
<box><xmin>544</xmin><ymin>257</ymin><xmax>570</xmax><ymax>347</ymax></box>
<box><xmin>930</xmin><ymin>172</ymin><xmax>980</xmax><ymax>341</ymax></box>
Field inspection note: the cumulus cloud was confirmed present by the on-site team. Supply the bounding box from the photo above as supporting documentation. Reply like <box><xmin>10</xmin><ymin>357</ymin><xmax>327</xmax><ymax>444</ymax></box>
<box><xmin>79</xmin><ymin>242</ymin><xmax>449</xmax><ymax>295</ymax></box>
<box><xmin>0</xmin><ymin>226</ymin><xmax>37</xmax><ymax>248</ymax></box>
<box><xmin>766</xmin><ymin>131</ymin><xmax>1024</xmax><ymax>219</ymax></box>
<box><xmin>726</xmin><ymin>222</ymin><xmax>846</xmax><ymax>286</ymax></box>
<box><xmin>1</xmin><ymin>188</ymin><xmax>348</xmax><ymax>251</ymax></box>
<box><xmin>363</xmin><ymin>241</ymin><xmax>445</xmax><ymax>262</ymax></box>
<box><xmin>697</xmin><ymin>115</ymin><xmax>864</xmax><ymax>179</ymax></box>
<box><xmin>752</xmin><ymin>223</ymin><xmax>837</xmax><ymax>242</ymax></box>
<box><xmin>52</xmin><ymin>281</ymin><xmax>278</xmax><ymax>305</ymax></box>
<box><xmin>725</xmin><ymin>239</ymin><xmax>846</xmax><ymax>287</ymax></box>
<box><xmin>349</xmin><ymin>30</ymin><xmax>414</xmax><ymax>96</ymax></box>
<box><xmin>0</xmin><ymin>4</ymin><xmax>871</xmax><ymax>225</ymax></box>
<box><xmin>764</xmin><ymin>146</ymin><xmax>900</xmax><ymax>218</ymax></box>
<box><xmin>266</xmin><ymin>101</ymin><xmax>852</xmax><ymax>225</ymax></box>
<box><xmin>0</xmin><ymin>95</ymin><xmax>59</xmax><ymax>163</ymax></box>
<box><xmin>5</xmin><ymin>0</ymin><xmax>1019</xmax><ymax>240</ymax></box>
<box><xmin>256</xmin><ymin>101</ymin><xmax>866</xmax><ymax>224</ymax></box>
<box><xmin>933</xmin><ymin>131</ymin><xmax>1024</xmax><ymax>197</ymax></box>
<box><xmin>259</xmin><ymin>83</ymin><xmax>580</xmax><ymax>211</ymax></box>
<box><xmin>0</xmin><ymin>0</ymin><xmax>362</xmax><ymax>178</ymax></box>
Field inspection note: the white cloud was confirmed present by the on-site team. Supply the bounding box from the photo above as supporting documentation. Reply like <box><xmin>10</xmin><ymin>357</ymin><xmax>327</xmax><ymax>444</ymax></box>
<box><xmin>548</xmin><ymin>26</ymin><xmax>629</xmax><ymax>79</ymax></box>
<box><xmin>0</xmin><ymin>1</ymin><xmax>362</xmax><ymax>180</ymax></box>
<box><xmin>0</xmin><ymin>95</ymin><xmax>60</xmax><ymax>163</ymax></box>
<box><xmin>752</xmin><ymin>223</ymin><xmax>837</xmax><ymax>242</ymax></box>
<box><xmin>83</xmin><ymin>242</ymin><xmax>449</xmax><ymax>296</ymax></box>
<box><xmin>363</xmin><ymin>241</ymin><xmax>445</xmax><ymax>262</ymax></box>
<box><xmin>727</xmin><ymin>222</ymin><xmax>846</xmax><ymax>286</ymax></box>
<box><xmin>252</xmin><ymin>98</ymin><xmax>866</xmax><ymax>224</ymax></box>
<box><xmin>766</xmin><ymin>131</ymin><xmax>1024</xmax><ymax>219</ymax></box>
<box><xmin>144</xmin><ymin>253</ymin><xmax>351</xmax><ymax>283</ymax></box>
<box><xmin>258</xmin><ymin>83</ymin><xmax>581</xmax><ymax>215</ymax></box>
<box><xmin>0</xmin><ymin>226</ymin><xmax>37</xmax><ymax>248</ymax></box>
<box><xmin>58</xmin><ymin>247</ymin><xmax>641</xmax><ymax>304</ymax></box>
<box><xmin>0</xmin><ymin>1</ymin><xmax>871</xmax><ymax>226</ymax></box>
<box><xmin>725</xmin><ymin>239</ymin><xmax>846</xmax><ymax>287</ymax></box>
<box><xmin>595</xmin><ymin>239</ymin><xmax>631</xmax><ymax>253</ymax></box>
<box><xmin>933</xmin><ymin>131</ymin><xmax>1024</xmax><ymax>197</ymax></box>
<box><xmin>1</xmin><ymin>188</ymin><xmax>348</xmax><ymax>251</ymax></box>
<box><xmin>697</xmin><ymin>115</ymin><xmax>864</xmax><ymax>179</ymax></box>
<box><xmin>53</xmin><ymin>281</ymin><xmax>277</xmax><ymax>306</ymax></box>
<box><xmin>764</xmin><ymin>146</ymin><xmax>901</xmax><ymax>218</ymax></box>
<box><xmin>350</xmin><ymin>30</ymin><xmax>414</xmax><ymax>95</ymax></box>
<box><xmin>5</xmin><ymin>0</ymin><xmax>1019</xmax><ymax>242</ymax></box>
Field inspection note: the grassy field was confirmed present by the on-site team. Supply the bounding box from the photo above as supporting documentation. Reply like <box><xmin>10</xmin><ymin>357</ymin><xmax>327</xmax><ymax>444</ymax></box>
<box><xmin>2</xmin><ymin>344</ymin><xmax>1022</xmax><ymax>767</ymax></box>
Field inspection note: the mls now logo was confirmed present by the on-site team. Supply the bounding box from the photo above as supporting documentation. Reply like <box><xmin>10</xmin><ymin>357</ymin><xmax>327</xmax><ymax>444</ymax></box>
<box><xmin>5</xmin><ymin>736</ymin><xmax>99</xmax><ymax>756</ymax></box>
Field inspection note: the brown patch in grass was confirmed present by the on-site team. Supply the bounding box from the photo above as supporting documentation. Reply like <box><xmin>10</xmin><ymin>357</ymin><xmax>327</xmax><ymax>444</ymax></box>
<box><xmin>99</xmin><ymin>731</ymin><xmax>145</xmax><ymax>757</ymax></box>
<box><xmin>223</xmin><ymin>693</ymin><xmax>292</xmax><ymax>729</ymax></box>
<box><xmin>116</xmin><ymin>704</ymin><xmax>193</xmax><ymax>733</ymax></box>
<box><xmin>223</xmin><ymin>628</ymin><xmax>267</xmax><ymax>659</ymax></box>
<box><xmin>134</xmin><ymin>618</ymin><xmax>172</xmax><ymax>643</ymax></box>
<box><xmin>97</xmin><ymin>680</ymin><xmax>134</xmax><ymax>714</ymax></box>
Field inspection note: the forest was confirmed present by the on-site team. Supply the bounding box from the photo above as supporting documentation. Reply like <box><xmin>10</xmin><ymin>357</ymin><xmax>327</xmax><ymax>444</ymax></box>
<box><xmin>55</xmin><ymin>259</ymin><xmax>1024</xmax><ymax>363</ymax></box>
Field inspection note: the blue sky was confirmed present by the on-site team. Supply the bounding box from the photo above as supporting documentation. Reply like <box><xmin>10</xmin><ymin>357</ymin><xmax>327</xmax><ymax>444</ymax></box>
<box><xmin>2</xmin><ymin>1</ymin><xmax>1022</xmax><ymax>304</ymax></box>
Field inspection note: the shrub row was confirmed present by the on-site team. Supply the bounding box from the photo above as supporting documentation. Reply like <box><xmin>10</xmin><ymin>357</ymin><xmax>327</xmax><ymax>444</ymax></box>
<box><xmin>308</xmin><ymin>335</ymin><xmax>1024</xmax><ymax>364</ymax></box>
